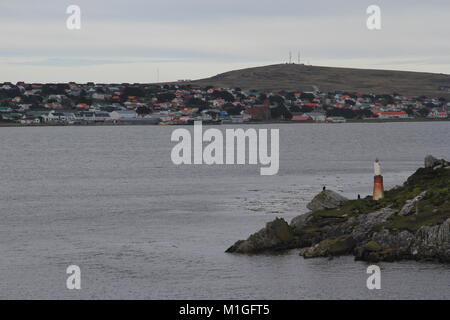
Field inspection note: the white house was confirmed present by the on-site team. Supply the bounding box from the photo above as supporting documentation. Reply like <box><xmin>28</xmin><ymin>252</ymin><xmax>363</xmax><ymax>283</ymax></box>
<box><xmin>305</xmin><ymin>112</ymin><xmax>326</xmax><ymax>122</ymax></box>
<box><xmin>18</xmin><ymin>104</ymin><xmax>32</xmax><ymax>111</ymax></box>
<box><xmin>109</xmin><ymin>110</ymin><xmax>138</xmax><ymax>120</ymax></box>
<box><xmin>378</xmin><ymin>111</ymin><xmax>409</xmax><ymax>119</ymax></box>
<box><xmin>92</xmin><ymin>93</ymin><xmax>106</xmax><ymax>100</ymax></box>
<box><xmin>94</xmin><ymin>111</ymin><xmax>111</xmax><ymax>122</ymax></box>
<box><xmin>42</xmin><ymin>111</ymin><xmax>70</xmax><ymax>123</ymax></box>
<box><xmin>19</xmin><ymin>117</ymin><xmax>41</xmax><ymax>124</ymax></box>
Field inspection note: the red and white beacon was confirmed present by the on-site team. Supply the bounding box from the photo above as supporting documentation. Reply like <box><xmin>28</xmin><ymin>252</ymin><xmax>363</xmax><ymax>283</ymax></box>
<box><xmin>372</xmin><ymin>158</ymin><xmax>385</xmax><ymax>200</ymax></box>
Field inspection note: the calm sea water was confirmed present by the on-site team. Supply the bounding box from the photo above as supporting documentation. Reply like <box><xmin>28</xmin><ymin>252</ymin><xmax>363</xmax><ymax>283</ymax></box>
<box><xmin>0</xmin><ymin>122</ymin><xmax>449</xmax><ymax>299</ymax></box>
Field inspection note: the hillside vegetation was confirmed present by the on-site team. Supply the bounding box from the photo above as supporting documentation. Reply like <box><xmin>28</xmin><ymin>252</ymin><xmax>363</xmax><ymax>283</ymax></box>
<box><xmin>188</xmin><ymin>64</ymin><xmax>450</xmax><ymax>98</ymax></box>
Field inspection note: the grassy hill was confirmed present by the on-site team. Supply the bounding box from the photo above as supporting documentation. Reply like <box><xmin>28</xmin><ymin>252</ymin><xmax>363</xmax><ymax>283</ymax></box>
<box><xmin>187</xmin><ymin>64</ymin><xmax>450</xmax><ymax>97</ymax></box>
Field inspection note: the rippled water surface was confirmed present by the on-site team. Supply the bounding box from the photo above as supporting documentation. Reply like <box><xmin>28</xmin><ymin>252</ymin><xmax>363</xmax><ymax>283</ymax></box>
<box><xmin>0</xmin><ymin>122</ymin><xmax>449</xmax><ymax>299</ymax></box>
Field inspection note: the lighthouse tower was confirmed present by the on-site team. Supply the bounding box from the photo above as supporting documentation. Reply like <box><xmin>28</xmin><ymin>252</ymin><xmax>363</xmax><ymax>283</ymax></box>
<box><xmin>372</xmin><ymin>158</ymin><xmax>385</xmax><ymax>200</ymax></box>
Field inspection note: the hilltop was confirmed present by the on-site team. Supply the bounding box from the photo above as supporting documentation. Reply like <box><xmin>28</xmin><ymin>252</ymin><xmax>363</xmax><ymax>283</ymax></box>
<box><xmin>188</xmin><ymin>64</ymin><xmax>450</xmax><ymax>98</ymax></box>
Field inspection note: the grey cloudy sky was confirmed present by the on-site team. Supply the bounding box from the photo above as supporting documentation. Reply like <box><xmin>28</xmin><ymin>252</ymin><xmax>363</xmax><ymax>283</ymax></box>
<box><xmin>1</xmin><ymin>0</ymin><xmax>449</xmax><ymax>83</ymax></box>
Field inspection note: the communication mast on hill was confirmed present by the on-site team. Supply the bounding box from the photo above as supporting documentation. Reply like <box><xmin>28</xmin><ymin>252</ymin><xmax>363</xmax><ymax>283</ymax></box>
<box><xmin>289</xmin><ymin>51</ymin><xmax>292</xmax><ymax>64</ymax></box>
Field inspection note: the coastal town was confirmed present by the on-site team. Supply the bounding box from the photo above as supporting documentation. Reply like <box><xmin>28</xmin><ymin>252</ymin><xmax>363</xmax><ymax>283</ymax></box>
<box><xmin>0</xmin><ymin>81</ymin><xmax>449</xmax><ymax>125</ymax></box>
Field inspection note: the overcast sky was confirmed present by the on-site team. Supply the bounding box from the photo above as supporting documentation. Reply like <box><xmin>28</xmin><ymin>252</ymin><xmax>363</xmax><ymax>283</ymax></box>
<box><xmin>1</xmin><ymin>0</ymin><xmax>449</xmax><ymax>83</ymax></box>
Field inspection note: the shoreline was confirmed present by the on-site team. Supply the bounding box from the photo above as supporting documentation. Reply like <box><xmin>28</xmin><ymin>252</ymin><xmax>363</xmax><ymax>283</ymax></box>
<box><xmin>1</xmin><ymin>117</ymin><xmax>449</xmax><ymax>128</ymax></box>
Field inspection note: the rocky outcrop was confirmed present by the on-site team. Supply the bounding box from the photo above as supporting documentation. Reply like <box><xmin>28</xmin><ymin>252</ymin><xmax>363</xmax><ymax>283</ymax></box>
<box><xmin>355</xmin><ymin>230</ymin><xmax>415</xmax><ymax>262</ymax></box>
<box><xmin>353</xmin><ymin>219</ymin><xmax>450</xmax><ymax>262</ymax></box>
<box><xmin>299</xmin><ymin>237</ymin><xmax>356</xmax><ymax>258</ymax></box>
<box><xmin>226</xmin><ymin>156</ymin><xmax>450</xmax><ymax>263</ymax></box>
<box><xmin>306</xmin><ymin>190</ymin><xmax>348</xmax><ymax>212</ymax></box>
<box><xmin>398</xmin><ymin>191</ymin><xmax>427</xmax><ymax>216</ymax></box>
<box><xmin>424</xmin><ymin>155</ymin><xmax>450</xmax><ymax>169</ymax></box>
<box><xmin>347</xmin><ymin>208</ymin><xmax>397</xmax><ymax>241</ymax></box>
<box><xmin>290</xmin><ymin>212</ymin><xmax>313</xmax><ymax>230</ymax></box>
<box><xmin>414</xmin><ymin>219</ymin><xmax>450</xmax><ymax>262</ymax></box>
<box><xmin>225</xmin><ymin>218</ymin><xmax>295</xmax><ymax>254</ymax></box>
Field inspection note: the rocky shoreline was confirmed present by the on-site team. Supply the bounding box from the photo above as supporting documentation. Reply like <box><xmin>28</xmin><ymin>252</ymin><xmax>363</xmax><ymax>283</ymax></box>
<box><xmin>226</xmin><ymin>156</ymin><xmax>450</xmax><ymax>263</ymax></box>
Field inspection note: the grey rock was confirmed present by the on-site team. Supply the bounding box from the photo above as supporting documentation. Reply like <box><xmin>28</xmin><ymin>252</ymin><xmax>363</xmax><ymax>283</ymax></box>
<box><xmin>345</xmin><ymin>207</ymin><xmax>397</xmax><ymax>242</ymax></box>
<box><xmin>226</xmin><ymin>218</ymin><xmax>294</xmax><ymax>254</ymax></box>
<box><xmin>366</xmin><ymin>219</ymin><xmax>450</xmax><ymax>262</ymax></box>
<box><xmin>306</xmin><ymin>190</ymin><xmax>348</xmax><ymax>212</ymax></box>
<box><xmin>425</xmin><ymin>155</ymin><xmax>439</xmax><ymax>168</ymax></box>
<box><xmin>425</xmin><ymin>155</ymin><xmax>450</xmax><ymax>169</ymax></box>
<box><xmin>398</xmin><ymin>191</ymin><xmax>427</xmax><ymax>216</ymax></box>
<box><xmin>373</xmin><ymin>229</ymin><xmax>415</xmax><ymax>252</ymax></box>
<box><xmin>415</xmin><ymin>218</ymin><xmax>449</xmax><ymax>250</ymax></box>
<box><xmin>290</xmin><ymin>212</ymin><xmax>313</xmax><ymax>229</ymax></box>
<box><xmin>299</xmin><ymin>237</ymin><xmax>356</xmax><ymax>258</ymax></box>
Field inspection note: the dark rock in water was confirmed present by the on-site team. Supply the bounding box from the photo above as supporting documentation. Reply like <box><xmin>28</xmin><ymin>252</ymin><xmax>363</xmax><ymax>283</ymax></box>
<box><xmin>354</xmin><ymin>219</ymin><xmax>450</xmax><ymax>262</ymax></box>
<box><xmin>355</xmin><ymin>230</ymin><xmax>414</xmax><ymax>262</ymax></box>
<box><xmin>306</xmin><ymin>190</ymin><xmax>348</xmax><ymax>212</ymax></box>
<box><xmin>414</xmin><ymin>218</ymin><xmax>450</xmax><ymax>262</ymax></box>
<box><xmin>354</xmin><ymin>240</ymin><xmax>391</xmax><ymax>262</ymax></box>
<box><xmin>299</xmin><ymin>237</ymin><xmax>356</xmax><ymax>258</ymax></box>
<box><xmin>226</xmin><ymin>218</ymin><xmax>295</xmax><ymax>254</ymax></box>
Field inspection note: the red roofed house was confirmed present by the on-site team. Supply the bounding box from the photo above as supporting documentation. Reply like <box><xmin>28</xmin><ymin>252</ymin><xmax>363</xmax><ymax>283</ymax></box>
<box><xmin>371</xmin><ymin>109</ymin><xmax>383</xmax><ymax>115</ymax></box>
<box><xmin>246</xmin><ymin>104</ymin><xmax>270</xmax><ymax>121</ymax></box>
<box><xmin>303</xmin><ymin>102</ymin><xmax>319</xmax><ymax>108</ymax></box>
<box><xmin>76</xmin><ymin>103</ymin><xmax>89</xmax><ymax>109</ymax></box>
<box><xmin>292</xmin><ymin>115</ymin><xmax>312</xmax><ymax>122</ymax></box>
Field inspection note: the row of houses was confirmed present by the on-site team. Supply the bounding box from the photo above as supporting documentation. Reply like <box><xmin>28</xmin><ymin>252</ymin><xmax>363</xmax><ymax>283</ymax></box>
<box><xmin>12</xmin><ymin>109</ymin><xmax>252</xmax><ymax>125</ymax></box>
<box><xmin>1</xmin><ymin>81</ymin><xmax>449</xmax><ymax>125</ymax></box>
